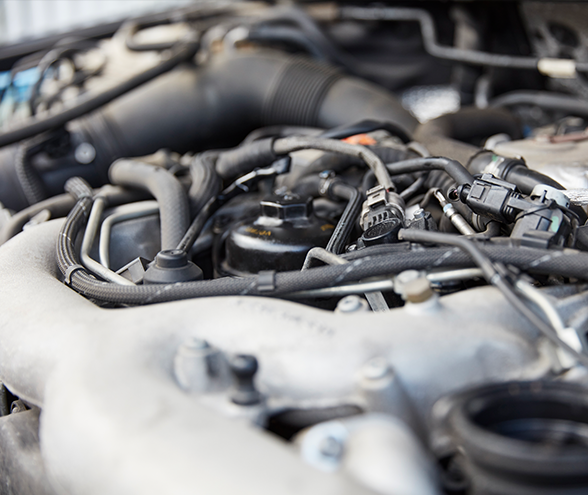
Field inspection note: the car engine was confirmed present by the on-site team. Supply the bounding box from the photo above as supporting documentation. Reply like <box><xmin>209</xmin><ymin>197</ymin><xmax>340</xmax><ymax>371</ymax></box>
<box><xmin>2</xmin><ymin>1</ymin><xmax>588</xmax><ymax>494</ymax></box>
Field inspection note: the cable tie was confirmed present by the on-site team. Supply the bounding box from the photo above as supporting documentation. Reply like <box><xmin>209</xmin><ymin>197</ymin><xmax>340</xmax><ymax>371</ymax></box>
<box><xmin>257</xmin><ymin>270</ymin><xmax>276</xmax><ymax>292</ymax></box>
<box><xmin>64</xmin><ymin>264</ymin><xmax>85</xmax><ymax>286</ymax></box>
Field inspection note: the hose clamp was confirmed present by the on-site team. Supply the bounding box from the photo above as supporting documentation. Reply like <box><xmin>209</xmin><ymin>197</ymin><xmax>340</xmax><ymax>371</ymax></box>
<box><xmin>64</xmin><ymin>264</ymin><xmax>86</xmax><ymax>286</ymax></box>
<box><xmin>319</xmin><ymin>170</ymin><xmax>336</xmax><ymax>198</ymax></box>
<box><xmin>257</xmin><ymin>270</ymin><xmax>276</xmax><ymax>293</ymax></box>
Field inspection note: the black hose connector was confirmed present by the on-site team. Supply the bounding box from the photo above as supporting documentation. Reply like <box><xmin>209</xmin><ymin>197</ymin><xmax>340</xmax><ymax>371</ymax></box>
<box><xmin>215</xmin><ymin>138</ymin><xmax>278</xmax><ymax>181</ymax></box>
<box><xmin>143</xmin><ymin>249</ymin><xmax>203</xmax><ymax>284</ymax></box>
<box><xmin>468</xmin><ymin>150</ymin><xmax>564</xmax><ymax>195</ymax></box>
<box><xmin>109</xmin><ymin>159</ymin><xmax>190</xmax><ymax>250</ymax></box>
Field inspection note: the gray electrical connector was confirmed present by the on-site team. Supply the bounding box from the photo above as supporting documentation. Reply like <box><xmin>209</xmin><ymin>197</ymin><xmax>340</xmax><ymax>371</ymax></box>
<box><xmin>360</xmin><ymin>185</ymin><xmax>405</xmax><ymax>231</ymax></box>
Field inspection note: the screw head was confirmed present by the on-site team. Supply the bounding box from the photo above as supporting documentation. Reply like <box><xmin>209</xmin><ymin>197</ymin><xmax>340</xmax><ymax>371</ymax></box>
<box><xmin>336</xmin><ymin>295</ymin><xmax>368</xmax><ymax>313</ymax></box>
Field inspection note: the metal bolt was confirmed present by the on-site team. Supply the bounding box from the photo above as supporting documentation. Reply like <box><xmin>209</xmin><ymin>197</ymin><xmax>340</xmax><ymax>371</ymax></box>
<box><xmin>404</xmin><ymin>277</ymin><xmax>434</xmax><ymax>303</ymax></box>
<box><xmin>74</xmin><ymin>142</ymin><xmax>96</xmax><ymax>164</ymax></box>
<box><xmin>362</xmin><ymin>357</ymin><xmax>390</xmax><ymax>380</ymax></box>
<box><xmin>413</xmin><ymin>208</ymin><xmax>426</xmax><ymax>219</ymax></box>
<box><xmin>319</xmin><ymin>170</ymin><xmax>335</xmax><ymax>179</ymax></box>
<box><xmin>394</xmin><ymin>270</ymin><xmax>435</xmax><ymax>303</ymax></box>
<box><xmin>336</xmin><ymin>295</ymin><xmax>369</xmax><ymax>313</ymax></box>
<box><xmin>394</xmin><ymin>270</ymin><xmax>420</xmax><ymax>295</ymax></box>
<box><xmin>318</xmin><ymin>436</ymin><xmax>344</xmax><ymax>459</ymax></box>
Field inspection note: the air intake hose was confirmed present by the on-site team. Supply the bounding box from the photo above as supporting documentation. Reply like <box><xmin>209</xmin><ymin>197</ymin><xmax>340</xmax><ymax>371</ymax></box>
<box><xmin>78</xmin><ymin>50</ymin><xmax>416</xmax><ymax>164</ymax></box>
<box><xmin>2</xmin><ymin>50</ymin><xmax>417</xmax><ymax>213</ymax></box>
<box><xmin>0</xmin><ymin>51</ymin><xmax>417</xmax><ymax>211</ymax></box>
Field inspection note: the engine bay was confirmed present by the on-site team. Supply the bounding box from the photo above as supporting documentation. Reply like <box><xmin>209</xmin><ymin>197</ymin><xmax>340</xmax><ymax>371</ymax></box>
<box><xmin>2</xmin><ymin>2</ymin><xmax>588</xmax><ymax>494</ymax></box>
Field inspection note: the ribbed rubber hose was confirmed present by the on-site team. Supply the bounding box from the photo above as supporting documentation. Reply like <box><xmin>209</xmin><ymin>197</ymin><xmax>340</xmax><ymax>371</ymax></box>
<box><xmin>58</xmin><ymin>196</ymin><xmax>588</xmax><ymax>305</ymax></box>
<box><xmin>79</xmin><ymin>50</ymin><xmax>417</xmax><ymax>164</ymax></box>
<box><xmin>109</xmin><ymin>160</ymin><xmax>189</xmax><ymax>250</ymax></box>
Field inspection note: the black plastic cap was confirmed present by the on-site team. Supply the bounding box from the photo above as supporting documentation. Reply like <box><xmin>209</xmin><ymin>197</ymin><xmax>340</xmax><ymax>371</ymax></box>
<box><xmin>143</xmin><ymin>249</ymin><xmax>203</xmax><ymax>284</ymax></box>
<box><xmin>229</xmin><ymin>354</ymin><xmax>261</xmax><ymax>406</ymax></box>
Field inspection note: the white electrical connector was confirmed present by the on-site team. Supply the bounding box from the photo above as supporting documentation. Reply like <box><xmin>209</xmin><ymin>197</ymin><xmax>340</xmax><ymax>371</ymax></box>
<box><xmin>537</xmin><ymin>58</ymin><xmax>577</xmax><ymax>79</ymax></box>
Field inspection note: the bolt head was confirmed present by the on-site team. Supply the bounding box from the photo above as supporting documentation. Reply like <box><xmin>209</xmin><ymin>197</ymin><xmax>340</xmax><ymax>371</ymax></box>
<box><xmin>318</xmin><ymin>436</ymin><xmax>344</xmax><ymax>459</ymax></box>
<box><xmin>74</xmin><ymin>142</ymin><xmax>96</xmax><ymax>164</ymax></box>
<box><xmin>363</xmin><ymin>357</ymin><xmax>390</xmax><ymax>379</ymax></box>
<box><xmin>337</xmin><ymin>295</ymin><xmax>367</xmax><ymax>313</ymax></box>
<box><xmin>404</xmin><ymin>277</ymin><xmax>434</xmax><ymax>303</ymax></box>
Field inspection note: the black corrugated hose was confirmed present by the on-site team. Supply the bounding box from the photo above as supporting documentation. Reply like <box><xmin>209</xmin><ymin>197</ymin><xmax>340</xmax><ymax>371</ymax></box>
<box><xmin>57</xmin><ymin>193</ymin><xmax>588</xmax><ymax>305</ymax></box>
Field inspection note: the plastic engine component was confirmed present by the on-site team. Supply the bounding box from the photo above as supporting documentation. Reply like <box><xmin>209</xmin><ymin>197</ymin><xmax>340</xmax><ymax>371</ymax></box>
<box><xmin>224</xmin><ymin>193</ymin><xmax>334</xmax><ymax>275</ymax></box>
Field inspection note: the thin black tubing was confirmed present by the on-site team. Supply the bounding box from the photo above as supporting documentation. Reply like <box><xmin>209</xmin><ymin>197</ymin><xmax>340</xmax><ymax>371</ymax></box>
<box><xmin>274</xmin><ymin>136</ymin><xmax>394</xmax><ymax>190</ymax></box>
<box><xmin>291</xmin><ymin>174</ymin><xmax>362</xmax><ymax>255</ymax></box>
<box><xmin>325</xmin><ymin>181</ymin><xmax>361</xmax><ymax>254</ymax></box>
<box><xmin>385</xmin><ymin>157</ymin><xmax>474</xmax><ymax>187</ymax></box>
<box><xmin>491</xmin><ymin>90</ymin><xmax>588</xmax><ymax>116</ymax></box>
<box><xmin>58</xmin><ymin>196</ymin><xmax>588</xmax><ymax>306</ymax></box>
<box><xmin>400</xmin><ymin>173</ymin><xmax>427</xmax><ymax>200</ymax></box>
<box><xmin>176</xmin><ymin>196</ymin><xmax>218</xmax><ymax>254</ymax></box>
<box><xmin>340</xmin><ymin>6</ymin><xmax>588</xmax><ymax>72</ymax></box>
